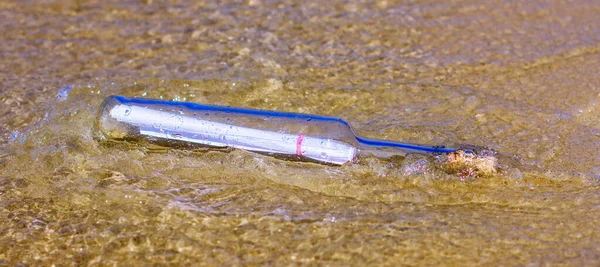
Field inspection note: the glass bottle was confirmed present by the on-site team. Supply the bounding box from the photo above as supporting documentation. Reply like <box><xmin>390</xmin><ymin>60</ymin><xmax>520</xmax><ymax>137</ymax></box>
<box><xmin>98</xmin><ymin>95</ymin><xmax>457</xmax><ymax>165</ymax></box>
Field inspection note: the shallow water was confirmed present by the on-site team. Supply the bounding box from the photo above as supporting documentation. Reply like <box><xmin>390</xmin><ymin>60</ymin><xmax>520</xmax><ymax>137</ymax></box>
<box><xmin>2</xmin><ymin>0</ymin><xmax>600</xmax><ymax>265</ymax></box>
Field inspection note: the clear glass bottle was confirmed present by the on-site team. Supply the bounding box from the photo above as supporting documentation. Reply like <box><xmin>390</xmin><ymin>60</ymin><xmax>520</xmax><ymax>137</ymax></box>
<box><xmin>98</xmin><ymin>95</ymin><xmax>457</xmax><ymax>165</ymax></box>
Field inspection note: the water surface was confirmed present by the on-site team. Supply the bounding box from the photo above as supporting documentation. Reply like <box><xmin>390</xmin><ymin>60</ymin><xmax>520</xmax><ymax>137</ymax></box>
<box><xmin>2</xmin><ymin>0</ymin><xmax>600</xmax><ymax>265</ymax></box>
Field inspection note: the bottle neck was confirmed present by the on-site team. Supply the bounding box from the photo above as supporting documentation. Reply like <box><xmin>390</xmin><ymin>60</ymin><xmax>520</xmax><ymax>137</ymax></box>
<box><xmin>355</xmin><ymin>136</ymin><xmax>456</xmax><ymax>158</ymax></box>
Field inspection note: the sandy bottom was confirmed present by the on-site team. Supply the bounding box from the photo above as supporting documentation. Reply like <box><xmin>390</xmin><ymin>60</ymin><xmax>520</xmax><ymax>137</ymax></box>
<box><xmin>1</xmin><ymin>0</ymin><xmax>600</xmax><ymax>265</ymax></box>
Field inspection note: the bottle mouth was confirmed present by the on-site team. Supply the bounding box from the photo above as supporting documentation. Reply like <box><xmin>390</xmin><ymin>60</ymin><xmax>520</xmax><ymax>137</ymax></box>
<box><xmin>355</xmin><ymin>136</ymin><xmax>457</xmax><ymax>154</ymax></box>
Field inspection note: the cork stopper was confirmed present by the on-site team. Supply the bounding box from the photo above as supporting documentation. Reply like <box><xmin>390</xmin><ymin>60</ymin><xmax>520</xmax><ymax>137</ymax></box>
<box><xmin>438</xmin><ymin>148</ymin><xmax>498</xmax><ymax>178</ymax></box>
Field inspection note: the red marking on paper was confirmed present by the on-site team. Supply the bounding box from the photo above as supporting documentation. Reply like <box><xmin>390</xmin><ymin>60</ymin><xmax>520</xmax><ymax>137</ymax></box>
<box><xmin>296</xmin><ymin>134</ymin><xmax>304</xmax><ymax>156</ymax></box>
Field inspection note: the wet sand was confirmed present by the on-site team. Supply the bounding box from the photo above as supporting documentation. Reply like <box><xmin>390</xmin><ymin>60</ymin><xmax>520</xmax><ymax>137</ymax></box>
<box><xmin>1</xmin><ymin>0</ymin><xmax>600</xmax><ymax>265</ymax></box>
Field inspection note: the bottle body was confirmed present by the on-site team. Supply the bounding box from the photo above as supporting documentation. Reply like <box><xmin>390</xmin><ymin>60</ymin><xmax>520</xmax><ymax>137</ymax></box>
<box><xmin>98</xmin><ymin>96</ymin><xmax>456</xmax><ymax>165</ymax></box>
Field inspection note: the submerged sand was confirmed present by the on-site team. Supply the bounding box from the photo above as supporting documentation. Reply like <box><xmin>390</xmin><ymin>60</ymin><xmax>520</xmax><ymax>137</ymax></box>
<box><xmin>1</xmin><ymin>0</ymin><xmax>600</xmax><ymax>265</ymax></box>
